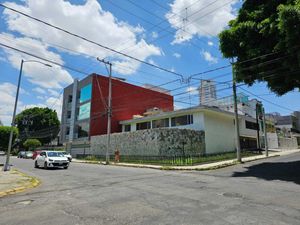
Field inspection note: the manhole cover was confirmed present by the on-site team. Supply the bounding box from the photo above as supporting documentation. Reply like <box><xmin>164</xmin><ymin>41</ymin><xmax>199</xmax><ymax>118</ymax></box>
<box><xmin>222</xmin><ymin>192</ymin><xmax>243</xmax><ymax>199</ymax></box>
<box><xmin>16</xmin><ymin>200</ymin><xmax>34</xmax><ymax>205</ymax></box>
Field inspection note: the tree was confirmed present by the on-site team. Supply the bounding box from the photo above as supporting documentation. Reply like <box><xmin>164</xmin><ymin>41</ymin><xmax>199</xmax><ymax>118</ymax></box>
<box><xmin>15</xmin><ymin>107</ymin><xmax>60</xmax><ymax>145</ymax></box>
<box><xmin>23</xmin><ymin>139</ymin><xmax>41</xmax><ymax>151</ymax></box>
<box><xmin>219</xmin><ymin>0</ymin><xmax>300</xmax><ymax>95</ymax></box>
<box><xmin>0</xmin><ymin>126</ymin><xmax>18</xmax><ymax>152</ymax></box>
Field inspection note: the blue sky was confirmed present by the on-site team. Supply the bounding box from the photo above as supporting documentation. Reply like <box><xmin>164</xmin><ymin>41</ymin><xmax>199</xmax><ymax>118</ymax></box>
<box><xmin>0</xmin><ymin>0</ymin><xmax>299</xmax><ymax>125</ymax></box>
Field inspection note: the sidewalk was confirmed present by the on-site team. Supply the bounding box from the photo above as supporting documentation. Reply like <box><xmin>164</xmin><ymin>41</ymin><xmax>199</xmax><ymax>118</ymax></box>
<box><xmin>0</xmin><ymin>167</ymin><xmax>40</xmax><ymax>198</ymax></box>
<box><xmin>73</xmin><ymin>149</ymin><xmax>300</xmax><ymax>170</ymax></box>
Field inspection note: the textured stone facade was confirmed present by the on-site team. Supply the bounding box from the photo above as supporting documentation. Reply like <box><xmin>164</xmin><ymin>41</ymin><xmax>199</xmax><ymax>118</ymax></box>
<box><xmin>90</xmin><ymin>128</ymin><xmax>205</xmax><ymax>156</ymax></box>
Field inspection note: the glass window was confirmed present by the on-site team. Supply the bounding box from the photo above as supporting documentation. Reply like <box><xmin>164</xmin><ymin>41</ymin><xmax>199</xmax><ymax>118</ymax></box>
<box><xmin>171</xmin><ymin>115</ymin><xmax>193</xmax><ymax>127</ymax></box>
<box><xmin>124</xmin><ymin>124</ymin><xmax>131</xmax><ymax>132</ymax></box>
<box><xmin>77</xmin><ymin>122</ymin><xmax>89</xmax><ymax>138</ymax></box>
<box><xmin>245</xmin><ymin>121</ymin><xmax>259</xmax><ymax>130</ymax></box>
<box><xmin>78</xmin><ymin>102</ymin><xmax>91</xmax><ymax>120</ymax></box>
<box><xmin>136</xmin><ymin>121</ymin><xmax>151</xmax><ymax>130</ymax></box>
<box><xmin>80</xmin><ymin>83</ymin><xmax>92</xmax><ymax>103</ymax></box>
<box><xmin>152</xmin><ymin>118</ymin><xmax>169</xmax><ymax>128</ymax></box>
<box><xmin>68</xmin><ymin>95</ymin><xmax>72</xmax><ymax>103</ymax></box>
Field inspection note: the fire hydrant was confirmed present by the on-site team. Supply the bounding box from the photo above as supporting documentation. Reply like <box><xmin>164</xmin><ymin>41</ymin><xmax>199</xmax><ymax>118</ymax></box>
<box><xmin>114</xmin><ymin>149</ymin><xmax>120</xmax><ymax>163</ymax></box>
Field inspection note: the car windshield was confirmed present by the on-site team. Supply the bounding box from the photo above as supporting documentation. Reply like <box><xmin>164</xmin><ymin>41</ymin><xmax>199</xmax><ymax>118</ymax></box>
<box><xmin>47</xmin><ymin>152</ymin><xmax>64</xmax><ymax>157</ymax></box>
<box><xmin>61</xmin><ymin>152</ymin><xmax>67</xmax><ymax>155</ymax></box>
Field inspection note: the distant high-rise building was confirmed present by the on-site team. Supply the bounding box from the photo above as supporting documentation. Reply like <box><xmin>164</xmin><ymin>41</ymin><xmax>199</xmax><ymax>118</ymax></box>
<box><xmin>199</xmin><ymin>80</ymin><xmax>217</xmax><ymax>106</ymax></box>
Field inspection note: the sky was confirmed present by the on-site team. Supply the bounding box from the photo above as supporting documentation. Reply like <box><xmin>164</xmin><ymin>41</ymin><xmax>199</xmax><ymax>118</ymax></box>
<box><xmin>0</xmin><ymin>0</ymin><xmax>299</xmax><ymax>126</ymax></box>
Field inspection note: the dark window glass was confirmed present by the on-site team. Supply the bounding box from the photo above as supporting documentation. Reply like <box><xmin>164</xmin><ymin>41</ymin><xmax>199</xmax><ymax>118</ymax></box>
<box><xmin>171</xmin><ymin>115</ymin><xmax>193</xmax><ymax>127</ymax></box>
<box><xmin>68</xmin><ymin>95</ymin><xmax>72</xmax><ymax>103</ymax></box>
<box><xmin>245</xmin><ymin>121</ymin><xmax>259</xmax><ymax>130</ymax></box>
<box><xmin>77</xmin><ymin>122</ymin><xmax>89</xmax><ymax>138</ymax></box>
<box><xmin>136</xmin><ymin>122</ymin><xmax>151</xmax><ymax>130</ymax></box>
<box><xmin>67</xmin><ymin>111</ymin><xmax>71</xmax><ymax>119</ymax></box>
<box><xmin>124</xmin><ymin>124</ymin><xmax>131</xmax><ymax>132</ymax></box>
<box><xmin>66</xmin><ymin>127</ymin><xmax>70</xmax><ymax>135</ymax></box>
<box><xmin>152</xmin><ymin>118</ymin><xmax>169</xmax><ymax>128</ymax></box>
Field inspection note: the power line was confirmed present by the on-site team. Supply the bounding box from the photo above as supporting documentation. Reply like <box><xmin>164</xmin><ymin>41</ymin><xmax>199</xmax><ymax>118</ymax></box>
<box><xmin>0</xmin><ymin>3</ymin><xmax>185</xmax><ymax>79</ymax></box>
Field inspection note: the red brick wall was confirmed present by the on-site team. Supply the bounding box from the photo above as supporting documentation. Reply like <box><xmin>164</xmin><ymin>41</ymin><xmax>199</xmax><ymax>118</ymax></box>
<box><xmin>89</xmin><ymin>74</ymin><xmax>174</xmax><ymax>136</ymax></box>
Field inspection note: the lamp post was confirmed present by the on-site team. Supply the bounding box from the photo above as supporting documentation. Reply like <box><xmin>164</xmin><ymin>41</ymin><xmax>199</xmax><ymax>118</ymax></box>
<box><xmin>3</xmin><ymin>59</ymin><xmax>52</xmax><ymax>171</ymax></box>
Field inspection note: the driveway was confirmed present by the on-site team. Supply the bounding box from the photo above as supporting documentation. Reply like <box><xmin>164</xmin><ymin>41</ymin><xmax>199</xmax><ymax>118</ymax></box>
<box><xmin>0</xmin><ymin>153</ymin><xmax>299</xmax><ymax>225</ymax></box>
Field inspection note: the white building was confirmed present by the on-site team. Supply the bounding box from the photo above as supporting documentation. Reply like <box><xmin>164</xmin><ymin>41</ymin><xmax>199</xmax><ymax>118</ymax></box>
<box><xmin>120</xmin><ymin>106</ymin><xmax>262</xmax><ymax>154</ymax></box>
<box><xmin>199</xmin><ymin>80</ymin><xmax>217</xmax><ymax>106</ymax></box>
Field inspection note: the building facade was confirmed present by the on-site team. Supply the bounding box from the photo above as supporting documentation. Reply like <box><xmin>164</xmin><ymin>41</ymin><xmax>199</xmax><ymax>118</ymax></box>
<box><xmin>120</xmin><ymin>106</ymin><xmax>262</xmax><ymax>154</ymax></box>
<box><xmin>199</xmin><ymin>80</ymin><xmax>217</xmax><ymax>106</ymax></box>
<box><xmin>60</xmin><ymin>74</ymin><xmax>174</xmax><ymax>144</ymax></box>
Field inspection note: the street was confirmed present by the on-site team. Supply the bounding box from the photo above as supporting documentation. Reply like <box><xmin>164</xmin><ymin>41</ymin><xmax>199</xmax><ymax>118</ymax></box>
<box><xmin>0</xmin><ymin>153</ymin><xmax>299</xmax><ymax>225</ymax></box>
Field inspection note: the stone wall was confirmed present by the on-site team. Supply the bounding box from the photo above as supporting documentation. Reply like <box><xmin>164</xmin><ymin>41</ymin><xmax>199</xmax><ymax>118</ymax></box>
<box><xmin>278</xmin><ymin>137</ymin><xmax>298</xmax><ymax>149</ymax></box>
<box><xmin>90</xmin><ymin>128</ymin><xmax>205</xmax><ymax>156</ymax></box>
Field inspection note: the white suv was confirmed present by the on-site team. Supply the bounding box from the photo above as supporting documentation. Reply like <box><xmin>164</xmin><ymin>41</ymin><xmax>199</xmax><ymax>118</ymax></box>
<box><xmin>35</xmin><ymin>151</ymin><xmax>69</xmax><ymax>169</ymax></box>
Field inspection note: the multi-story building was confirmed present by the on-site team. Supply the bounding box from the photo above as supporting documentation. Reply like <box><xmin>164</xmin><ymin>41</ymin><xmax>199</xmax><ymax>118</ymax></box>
<box><xmin>199</xmin><ymin>80</ymin><xmax>217</xmax><ymax>106</ymax></box>
<box><xmin>60</xmin><ymin>74</ymin><xmax>174</xmax><ymax>144</ymax></box>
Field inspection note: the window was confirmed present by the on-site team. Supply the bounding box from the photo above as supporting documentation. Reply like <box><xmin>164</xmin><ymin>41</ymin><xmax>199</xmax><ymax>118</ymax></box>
<box><xmin>136</xmin><ymin>121</ymin><xmax>151</xmax><ymax>130</ymax></box>
<box><xmin>171</xmin><ymin>115</ymin><xmax>193</xmax><ymax>127</ymax></box>
<box><xmin>78</xmin><ymin>102</ymin><xmax>91</xmax><ymax>120</ymax></box>
<box><xmin>152</xmin><ymin>118</ymin><xmax>169</xmax><ymax>128</ymax></box>
<box><xmin>80</xmin><ymin>83</ymin><xmax>92</xmax><ymax>103</ymax></box>
<box><xmin>68</xmin><ymin>95</ymin><xmax>72</xmax><ymax>103</ymax></box>
<box><xmin>66</xmin><ymin>127</ymin><xmax>70</xmax><ymax>135</ymax></box>
<box><xmin>124</xmin><ymin>124</ymin><xmax>131</xmax><ymax>132</ymax></box>
<box><xmin>77</xmin><ymin>122</ymin><xmax>89</xmax><ymax>138</ymax></box>
<box><xmin>67</xmin><ymin>111</ymin><xmax>71</xmax><ymax>119</ymax></box>
<box><xmin>245</xmin><ymin>120</ymin><xmax>259</xmax><ymax>130</ymax></box>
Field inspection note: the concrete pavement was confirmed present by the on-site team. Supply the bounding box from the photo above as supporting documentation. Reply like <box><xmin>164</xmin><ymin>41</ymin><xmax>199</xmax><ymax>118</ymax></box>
<box><xmin>0</xmin><ymin>153</ymin><xmax>299</xmax><ymax>225</ymax></box>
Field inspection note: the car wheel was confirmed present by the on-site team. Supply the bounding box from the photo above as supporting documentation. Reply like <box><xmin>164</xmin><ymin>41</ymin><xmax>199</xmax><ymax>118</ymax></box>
<box><xmin>44</xmin><ymin>162</ymin><xmax>48</xmax><ymax>169</ymax></box>
<box><xmin>63</xmin><ymin>166</ymin><xmax>68</xmax><ymax>169</ymax></box>
<box><xmin>34</xmin><ymin>161</ymin><xmax>39</xmax><ymax>168</ymax></box>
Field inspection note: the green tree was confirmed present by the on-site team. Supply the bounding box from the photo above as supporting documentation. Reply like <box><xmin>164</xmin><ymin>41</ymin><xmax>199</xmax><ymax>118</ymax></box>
<box><xmin>23</xmin><ymin>139</ymin><xmax>41</xmax><ymax>150</ymax></box>
<box><xmin>0</xmin><ymin>126</ymin><xmax>18</xmax><ymax>152</ymax></box>
<box><xmin>219</xmin><ymin>0</ymin><xmax>300</xmax><ymax>95</ymax></box>
<box><xmin>15</xmin><ymin>107</ymin><xmax>60</xmax><ymax>145</ymax></box>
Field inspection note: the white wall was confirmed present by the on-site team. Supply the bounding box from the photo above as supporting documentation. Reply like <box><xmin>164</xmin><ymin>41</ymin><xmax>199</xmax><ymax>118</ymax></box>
<box><xmin>267</xmin><ymin>132</ymin><xmax>279</xmax><ymax>149</ymax></box>
<box><xmin>239</xmin><ymin>117</ymin><xmax>261</xmax><ymax>138</ymax></box>
<box><xmin>204</xmin><ymin>112</ymin><xmax>235</xmax><ymax>154</ymax></box>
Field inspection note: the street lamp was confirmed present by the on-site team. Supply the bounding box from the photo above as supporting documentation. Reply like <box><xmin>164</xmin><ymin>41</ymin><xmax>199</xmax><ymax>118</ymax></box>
<box><xmin>3</xmin><ymin>59</ymin><xmax>52</xmax><ymax>171</ymax></box>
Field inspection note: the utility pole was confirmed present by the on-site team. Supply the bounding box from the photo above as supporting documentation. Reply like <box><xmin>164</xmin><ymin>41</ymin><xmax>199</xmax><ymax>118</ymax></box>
<box><xmin>255</xmin><ymin>103</ymin><xmax>261</xmax><ymax>150</ymax></box>
<box><xmin>3</xmin><ymin>60</ymin><xmax>23</xmax><ymax>171</ymax></box>
<box><xmin>231</xmin><ymin>61</ymin><xmax>242</xmax><ymax>162</ymax></box>
<box><xmin>3</xmin><ymin>59</ymin><xmax>51</xmax><ymax>171</ymax></box>
<box><xmin>262</xmin><ymin>107</ymin><xmax>269</xmax><ymax>157</ymax></box>
<box><xmin>97</xmin><ymin>58</ymin><xmax>112</xmax><ymax>165</ymax></box>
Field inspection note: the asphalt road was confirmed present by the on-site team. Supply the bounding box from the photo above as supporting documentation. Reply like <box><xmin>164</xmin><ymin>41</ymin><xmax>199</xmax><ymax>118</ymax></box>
<box><xmin>0</xmin><ymin>152</ymin><xmax>299</xmax><ymax>225</ymax></box>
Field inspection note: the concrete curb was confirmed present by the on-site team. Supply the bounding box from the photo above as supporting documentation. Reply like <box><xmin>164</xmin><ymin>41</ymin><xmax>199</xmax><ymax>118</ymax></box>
<box><xmin>0</xmin><ymin>169</ymin><xmax>41</xmax><ymax>198</ymax></box>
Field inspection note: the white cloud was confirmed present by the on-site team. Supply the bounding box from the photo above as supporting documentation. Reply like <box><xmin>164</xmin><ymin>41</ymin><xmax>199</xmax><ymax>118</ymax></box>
<box><xmin>166</xmin><ymin>0</ymin><xmax>237</xmax><ymax>44</ymax></box>
<box><xmin>33</xmin><ymin>87</ymin><xmax>46</xmax><ymax>94</ymax></box>
<box><xmin>208</xmin><ymin>41</ymin><xmax>214</xmax><ymax>46</ymax></box>
<box><xmin>173</xmin><ymin>52</ymin><xmax>181</xmax><ymax>58</ymax></box>
<box><xmin>0</xmin><ymin>33</ymin><xmax>73</xmax><ymax>89</ymax></box>
<box><xmin>3</xmin><ymin>0</ymin><xmax>161</xmax><ymax>75</ymax></box>
<box><xmin>48</xmin><ymin>89</ymin><xmax>60</xmax><ymax>97</ymax></box>
<box><xmin>186</xmin><ymin>86</ymin><xmax>198</xmax><ymax>94</ymax></box>
<box><xmin>152</xmin><ymin>31</ymin><xmax>158</xmax><ymax>39</ymax></box>
<box><xmin>201</xmin><ymin>51</ymin><xmax>218</xmax><ymax>64</ymax></box>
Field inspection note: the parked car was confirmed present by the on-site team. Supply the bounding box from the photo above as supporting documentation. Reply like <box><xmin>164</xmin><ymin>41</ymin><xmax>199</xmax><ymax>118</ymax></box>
<box><xmin>25</xmin><ymin>151</ymin><xmax>33</xmax><ymax>159</ymax></box>
<box><xmin>61</xmin><ymin>152</ymin><xmax>72</xmax><ymax>162</ymax></box>
<box><xmin>18</xmin><ymin>151</ymin><xmax>26</xmax><ymax>158</ymax></box>
<box><xmin>34</xmin><ymin>151</ymin><xmax>69</xmax><ymax>169</ymax></box>
<box><xmin>32</xmin><ymin>150</ymin><xmax>42</xmax><ymax>160</ymax></box>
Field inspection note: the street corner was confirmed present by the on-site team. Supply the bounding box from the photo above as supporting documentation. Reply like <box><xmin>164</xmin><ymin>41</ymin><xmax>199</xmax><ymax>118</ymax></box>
<box><xmin>0</xmin><ymin>167</ymin><xmax>40</xmax><ymax>198</ymax></box>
